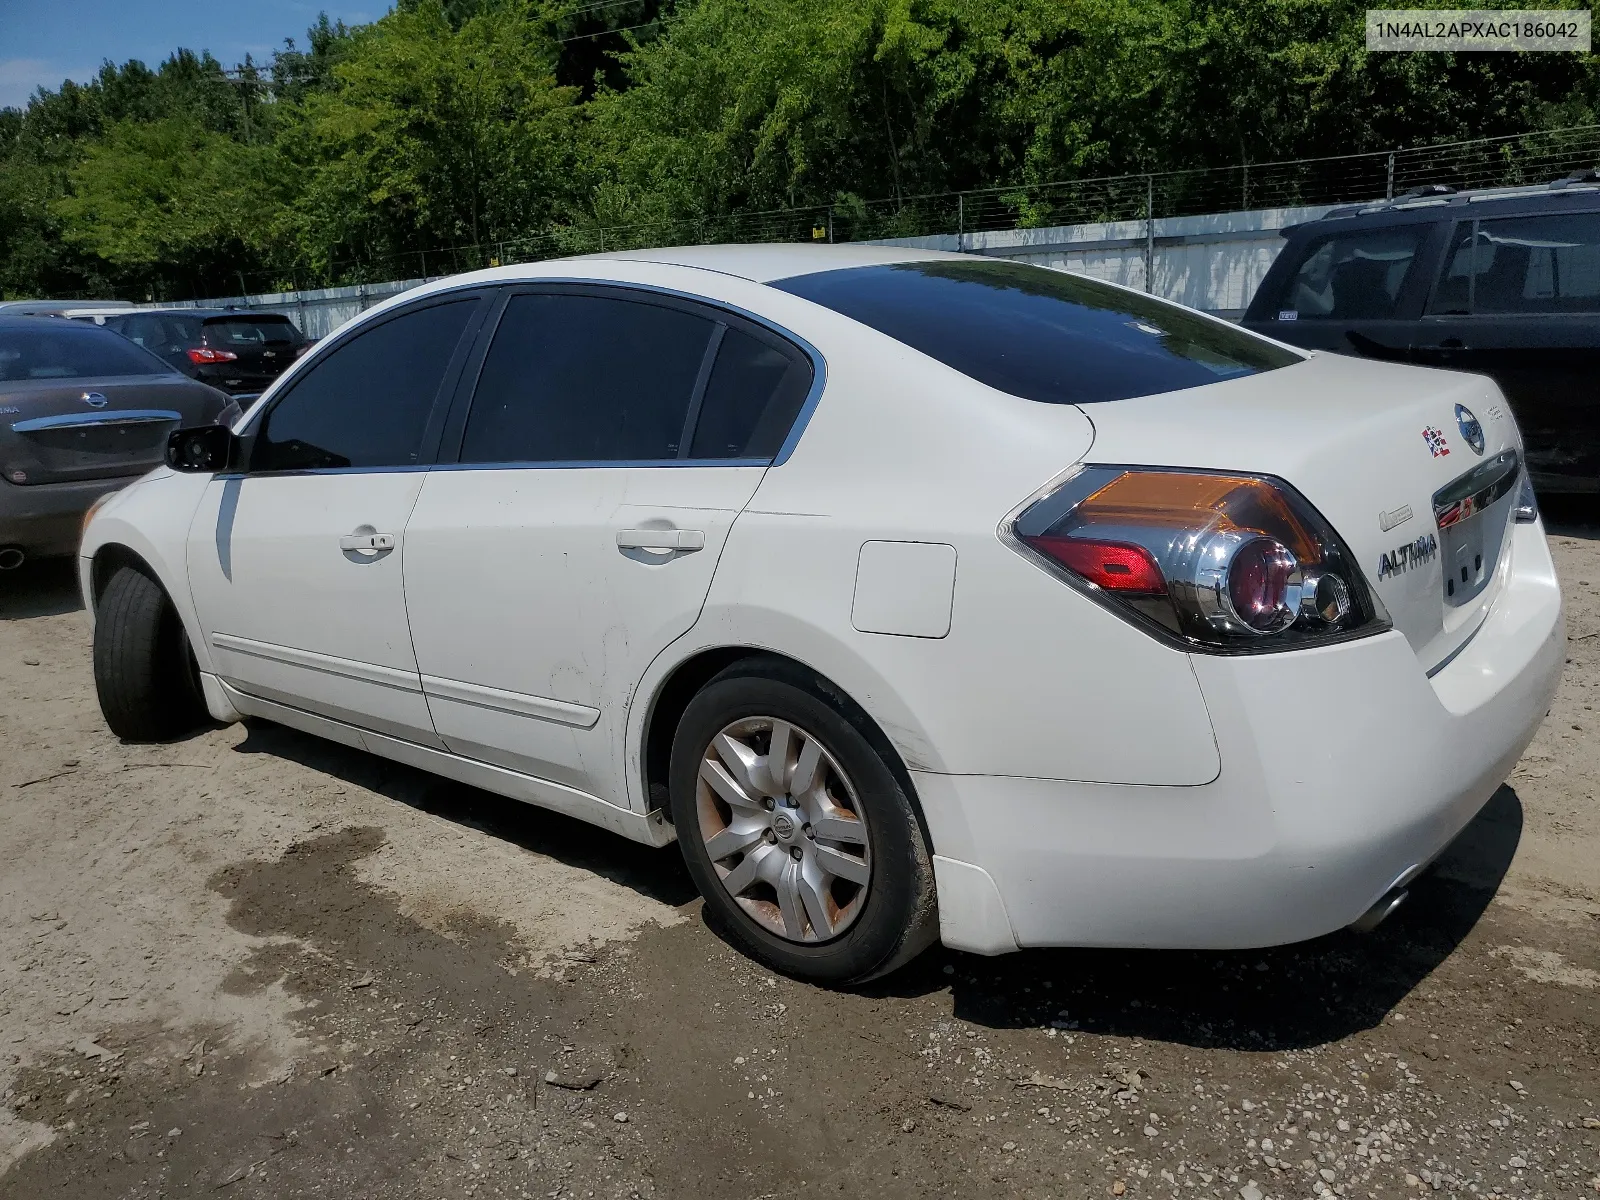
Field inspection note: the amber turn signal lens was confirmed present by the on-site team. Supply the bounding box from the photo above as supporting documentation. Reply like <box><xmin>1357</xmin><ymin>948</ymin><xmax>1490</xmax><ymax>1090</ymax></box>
<box><xmin>1070</xmin><ymin>471</ymin><xmax>1320</xmax><ymax>563</ymax></box>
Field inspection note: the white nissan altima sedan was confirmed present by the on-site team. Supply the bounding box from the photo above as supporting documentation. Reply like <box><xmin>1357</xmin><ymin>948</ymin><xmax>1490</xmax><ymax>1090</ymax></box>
<box><xmin>79</xmin><ymin>244</ymin><xmax>1564</xmax><ymax>984</ymax></box>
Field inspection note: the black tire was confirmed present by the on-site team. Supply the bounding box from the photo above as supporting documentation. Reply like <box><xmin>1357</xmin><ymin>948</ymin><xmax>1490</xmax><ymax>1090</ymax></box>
<box><xmin>93</xmin><ymin>565</ymin><xmax>207</xmax><ymax>742</ymax></box>
<box><xmin>669</xmin><ymin>657</ymin><xmax>938</xmax><ymax>985</ymax></box>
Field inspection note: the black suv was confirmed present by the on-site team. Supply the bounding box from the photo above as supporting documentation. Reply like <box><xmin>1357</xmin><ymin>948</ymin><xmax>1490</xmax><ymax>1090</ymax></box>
<box><xmin>87</xmin><ymin>308</ymin><xmax>308</xmax><ymax>399</ymax></box>
<box><xmin>1242</xmin><ymin>177</ymin><xmax>1600</xmax><ymax>493</ymax></box>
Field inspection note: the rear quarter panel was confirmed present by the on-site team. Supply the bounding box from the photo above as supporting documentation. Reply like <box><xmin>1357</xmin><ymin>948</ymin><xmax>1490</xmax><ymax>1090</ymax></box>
<box><xmin>639</xmin><ymin>304</ymin><xmax>1225</xmax><ymax>858</ymax></box>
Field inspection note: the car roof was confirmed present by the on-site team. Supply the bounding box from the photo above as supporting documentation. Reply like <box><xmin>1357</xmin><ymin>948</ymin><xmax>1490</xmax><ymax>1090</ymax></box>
<box><xmin>1288</xmin><ymin>177</ymin><xmax>1600</xmax><ymax>235</ymax></box>
<box><xmin>0</xmin><ymin>299</ymin><xmax>135</xmax><ymax>315</ymax></box>
<box><xmin>0</xmin><ymin>313</ymin><xmax>132</xmax><ymax>334</ymax></box>
<box><xmin>570</xmin><ymin>242</ymin><xmax>968</xmax><ymax>283</ymax></box>
<box><xmin>123</xmin><ymin>308</ymin><xmax>292</xmax><ymax>320</ymax></box>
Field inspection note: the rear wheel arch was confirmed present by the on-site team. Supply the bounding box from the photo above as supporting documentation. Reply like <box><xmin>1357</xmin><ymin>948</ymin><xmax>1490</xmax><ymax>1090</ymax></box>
<box><xmin>640</xmin><ymin>646</ymin><xmax>935</xmax><ymax>855</ymax></box>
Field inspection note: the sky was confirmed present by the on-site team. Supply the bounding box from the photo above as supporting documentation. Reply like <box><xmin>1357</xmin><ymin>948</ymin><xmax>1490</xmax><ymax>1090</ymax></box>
<box><xmin>0</xmin><ymin>0</ymin><xmax>386</xmax><ymax>109</ymax></box>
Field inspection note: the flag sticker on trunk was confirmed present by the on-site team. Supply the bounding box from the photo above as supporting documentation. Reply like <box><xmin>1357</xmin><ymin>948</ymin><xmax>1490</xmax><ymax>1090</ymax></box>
<box><xmin>1422</xmin><ymin>426</ymin><xmax>1451</xmax><ymax>457</ymax></box>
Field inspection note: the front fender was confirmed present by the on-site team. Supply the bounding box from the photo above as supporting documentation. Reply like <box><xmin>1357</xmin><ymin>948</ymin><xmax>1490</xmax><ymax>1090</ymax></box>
<box><xmin>79</xmin><ymin>468</ymin><xmax>214</xmax><ymax>672</ymax></box>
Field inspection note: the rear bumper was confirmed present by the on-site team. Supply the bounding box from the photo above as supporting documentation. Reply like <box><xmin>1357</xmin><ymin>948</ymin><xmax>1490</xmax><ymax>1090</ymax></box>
<box><xmin>926</xmin><ymin>519</ymin><xmax>1564</xmax><ymax>953</ymax></box>
<box><xmin>0</xmin><ymin>474</ymin><xmax>143</xmax><ymax>557</ymax></box>
<box><xmin>193</xmin><ymin>367</ymin><xmax>283</xmax><ymax>396</ymax></box>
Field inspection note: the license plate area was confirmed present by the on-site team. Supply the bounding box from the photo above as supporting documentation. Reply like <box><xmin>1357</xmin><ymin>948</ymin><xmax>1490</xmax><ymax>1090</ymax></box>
<box><xmin>1432</xmin><ymin>449</ymin><xmax>1519</xmax><ymax>609</ymax></box>
<box><xmin>8</xmin><ymin>410</ymin><xmax>181</xmax><ymax>484</ymax></box>
<box><xmin>1439</xmin><ymin>510</ymin><xmax>1494</xmax><ymax>605</ymax></box>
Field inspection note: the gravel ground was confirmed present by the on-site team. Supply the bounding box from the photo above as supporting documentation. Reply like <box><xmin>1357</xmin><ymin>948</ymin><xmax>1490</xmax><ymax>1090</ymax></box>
<box><xmin>1</xmin><ymin>508</ymin><xmax>1597</xmax><ymax>1200</ymax></box>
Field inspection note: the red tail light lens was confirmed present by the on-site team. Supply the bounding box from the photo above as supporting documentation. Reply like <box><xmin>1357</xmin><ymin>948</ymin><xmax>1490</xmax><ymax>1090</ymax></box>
<box><xmin>187</xmin><ymin>347</ymin><xmax>238</xmax><ymax>364</ymax></box>
<box><xmin>1010</xmin><ymin>466</ymin><xmax>1387</xmax><ymax>652</ymax></box>
<box><xmin>1024</xmin><ymin>536</ymin><xmax>1166</xmax><ymax>594</ymax></box>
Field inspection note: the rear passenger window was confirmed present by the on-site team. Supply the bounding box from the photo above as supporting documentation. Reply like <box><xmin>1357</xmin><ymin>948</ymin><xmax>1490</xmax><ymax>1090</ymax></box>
<box><xmin>462</xmin><ymin>293</ymin><xmax>714</xmax><ymax>463</ymax></box>
<box><xmin>252</xmin><ymin>298</ymin><xmax>477</xmax><ymax>472</ymax></box>
<box><xmin>1430</xmin><ymin>213</ymin><xmax>1600</xmax><ymax>315</ymax></box>
<box><xmin>690</xmin><ymin>327</ymin><xmax>812</xmax><ymax>459</ymax></box>
<box><xmin>1277</xmin><ymin>228</ymin><xmax>1423</xmax><ymax>320</ymax></box>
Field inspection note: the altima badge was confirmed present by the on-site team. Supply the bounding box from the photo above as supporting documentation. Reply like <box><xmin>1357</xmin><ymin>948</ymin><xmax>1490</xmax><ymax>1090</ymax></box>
<box><xmin>1455</xmin><ymin>404</ymin><xmax>1485</xmax><ymax>455</ymax></box>
<box><xmin>1378</xmin><ymin>533</ymin><xmax>1438</xmax><ymax>580</ymax></box>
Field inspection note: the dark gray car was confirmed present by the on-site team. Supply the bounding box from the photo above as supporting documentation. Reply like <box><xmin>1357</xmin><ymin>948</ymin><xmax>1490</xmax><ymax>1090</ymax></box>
<box><xmin>0</xmin><ymin>316</ymin><xmax>229</xmax><ymax>565</ymax></box>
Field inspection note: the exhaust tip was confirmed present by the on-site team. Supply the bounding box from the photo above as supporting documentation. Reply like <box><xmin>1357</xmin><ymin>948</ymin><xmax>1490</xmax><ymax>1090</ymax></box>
<box><xmin>0</xmin><ymin>547</ymin><xmax>24</xmax><ymax>571</ymax></box>
<box><xmin>1349</xmin><ymin>886</ymin><xmax>1408</xmax><ymax>934</ymax></box>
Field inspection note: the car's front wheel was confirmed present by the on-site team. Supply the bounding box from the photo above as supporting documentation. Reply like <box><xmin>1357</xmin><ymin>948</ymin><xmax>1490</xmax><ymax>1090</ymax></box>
<box><xmin>93</xmin><ymin>564</ymin><xmax>208</xmax><ymax>742</ymax></box>
<box><xmin>669</xmin><ymin>659</ymin><xmax>937</xmax><ymax>985</ymax></box>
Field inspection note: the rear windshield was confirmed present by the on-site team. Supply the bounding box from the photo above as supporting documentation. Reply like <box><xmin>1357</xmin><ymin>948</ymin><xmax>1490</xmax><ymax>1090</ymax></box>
<box><xmin>0</xmin><ymin>320</ymin><xmax>170</xmax><ymax>382</ymax></box>
<box><xmin>203</xmin><ymin>316</ymin><xmax>300</xmax><ymax>346</ymax></box>
<box><xmin>772</xmin><ymin>260</ymin><xmax>1300</xmax><ymax>404</ymax></box>
<box><xmin>107</xmin><ymin>313</ymin><xmax>205</xmax><ymax>348</ymax></box>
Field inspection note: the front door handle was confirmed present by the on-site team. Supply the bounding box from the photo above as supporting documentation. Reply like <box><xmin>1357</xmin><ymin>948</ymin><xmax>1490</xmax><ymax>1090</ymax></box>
<box><xmin>339</xmin><ymin>532</ymin><xmax>395</xmax><ymax>552</ymax></box>
<box><xmin>616</xmin><ymin>529</ymin><xmax>705</xmax><ymax>552</ymax></box>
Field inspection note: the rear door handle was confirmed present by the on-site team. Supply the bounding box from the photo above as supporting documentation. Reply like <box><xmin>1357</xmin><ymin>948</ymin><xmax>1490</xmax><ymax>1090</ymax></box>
<box><xmin>339</xmin><ymin>532</ymin><xmax>395</xmax><ymax>552</ymax></box>
<box><xmin>616</xmin><ymin>529</ymin><xmax>705</xmax><ymax>552</ymax></box>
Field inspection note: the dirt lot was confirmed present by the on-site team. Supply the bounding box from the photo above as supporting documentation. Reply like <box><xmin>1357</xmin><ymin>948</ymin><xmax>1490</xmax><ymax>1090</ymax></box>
<box><xmin>2</xmin><ymin>511</ymin><xmax>1598</xmax><ymax>1200</ymax></box>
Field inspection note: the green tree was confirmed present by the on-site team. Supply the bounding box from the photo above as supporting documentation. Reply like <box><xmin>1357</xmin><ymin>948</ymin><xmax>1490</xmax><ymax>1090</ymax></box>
<box><xmin>55</xmin><ymin>117</ymin><xmax>285</xmax><ymax>296</ymax></box>
<box><xmin>282</xmin><ymin>0</ymin><xmax>583</xmax><ymax>275</ymax></box>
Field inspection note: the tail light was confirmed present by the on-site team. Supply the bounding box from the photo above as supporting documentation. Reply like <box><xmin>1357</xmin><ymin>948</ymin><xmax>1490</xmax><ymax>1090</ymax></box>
<box><xmin>1009</xmin><ymin>466</ymin><xmax>1389</xmax><ymax>652</ymax></box>
<box><xmin>187</xmin><ymin>347</ymin><xmax>238</xmax><ymax>364</ymax></box>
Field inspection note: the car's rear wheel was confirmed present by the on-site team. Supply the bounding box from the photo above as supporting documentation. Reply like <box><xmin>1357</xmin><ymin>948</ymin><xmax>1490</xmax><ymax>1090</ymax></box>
<box><xmin>93</xmin><ymin>565</ymin><xmax>207</xmax><ymax>742</ymax></box>
<box><xmin>669</xmin><ymin>659</ymin><xmax>937</xmax><ymax>985</ymax></box>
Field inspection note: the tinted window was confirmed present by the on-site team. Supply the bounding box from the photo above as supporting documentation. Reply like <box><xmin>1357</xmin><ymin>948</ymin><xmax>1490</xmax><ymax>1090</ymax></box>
<box><xmin>0</xmin><ymin>319</ymin><xmax>170</xmax><ymax>381</ymax></box>
<box><xmin>461</xmin><ymin>293</ymin><xmax>714</xmax><ymax>463</ymax></box>
<box><xmin>1430</xmin><ymin>213</ymin><xmax>1600</xmax><ymax>315</ymax></box>
<box><xmin>773</xmin><ymin>260</ymin><xmax>1296</xmax><ymax>406</ymax></box>
<box><xmin>690</xmin><ymin>327</ymin><xmax>812</xmax><ymax>458</ymax></box>
<box><xmin>110</xmin><ymin>314</ymin><xmax>204</xmax><ymax>351</ymax></box>
<box><xmin>251</xmin><ymin>299</ymin><xmax>476</xmax><ymax>472</ymax></box>
<box><xmin>205</xmin><ymin>316</ymin><xmax>301</xmax><ymax>346</ymax></box>
<box><xmin>1277</xmin><ymin>227</ymin><xmax>1422</xmax><ymax>320</ymax></box>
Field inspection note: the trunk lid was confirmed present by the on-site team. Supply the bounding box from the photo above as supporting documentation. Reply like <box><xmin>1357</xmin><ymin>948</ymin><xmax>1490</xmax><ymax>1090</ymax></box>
<box><xmin>0</xmin><ymin>375</ymin><xmax>226</xmax><ymax>486</ymax></box>
<box><xmin>1076</xmin><ymin>351</ymin><xmax>1522</xmax><ymax>671</ymax></box>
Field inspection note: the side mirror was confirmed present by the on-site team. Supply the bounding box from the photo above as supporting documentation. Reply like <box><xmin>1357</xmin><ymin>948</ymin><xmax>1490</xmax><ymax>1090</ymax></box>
<box><xmin>166</xmin><ymin>425</ymin><xmax>240</xmax><ymax>473</ymax></box>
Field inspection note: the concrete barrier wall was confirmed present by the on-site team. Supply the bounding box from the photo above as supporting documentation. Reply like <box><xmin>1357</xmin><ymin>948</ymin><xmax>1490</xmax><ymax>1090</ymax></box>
<box><xmin>871</xmin><ymin>204</ymin><xmax>1333</xmax><ymax>317</ymax></box>
<box><xmin>155</xmin><ymin>202</ymin><xmax>1336</xmax><ymax>328</ymax></box>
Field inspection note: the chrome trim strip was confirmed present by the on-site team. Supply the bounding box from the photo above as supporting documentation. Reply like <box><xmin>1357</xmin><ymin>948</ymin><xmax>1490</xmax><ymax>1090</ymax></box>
<box><xmin>431</xmin><ymin>457</ymin><xmax>770</xmax><ymax>473</ymax></box>
<box><xmin>12</xmin><ymin>409</ymin><xmax>183</xmax><ymax>433</ymax></box>
<box><xmin>209</xmin><ymin>632</ymin><xmax>423</xmax><ymax>693</ymax></box>
<box><xmin>420</xmin><ymin>674</ymin><xmax>601</xmax><ymax>729</ymax></box>
<box><xmin>215</xmin><ymin>458</ymin><xmax>772</xmax><ymax>481</ymax></box>
<box><xmin>1432</xmin><ymin>449</ymin><xmax>1520</xmax><ymax>527</ymax></box>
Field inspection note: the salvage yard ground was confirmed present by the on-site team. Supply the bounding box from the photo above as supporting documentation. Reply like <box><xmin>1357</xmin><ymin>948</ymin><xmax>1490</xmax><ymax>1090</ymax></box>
<box><xmin>1</xmin><ymin>510</ymin><xmax>1598</xmax><ymax>1200</ymax></box>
